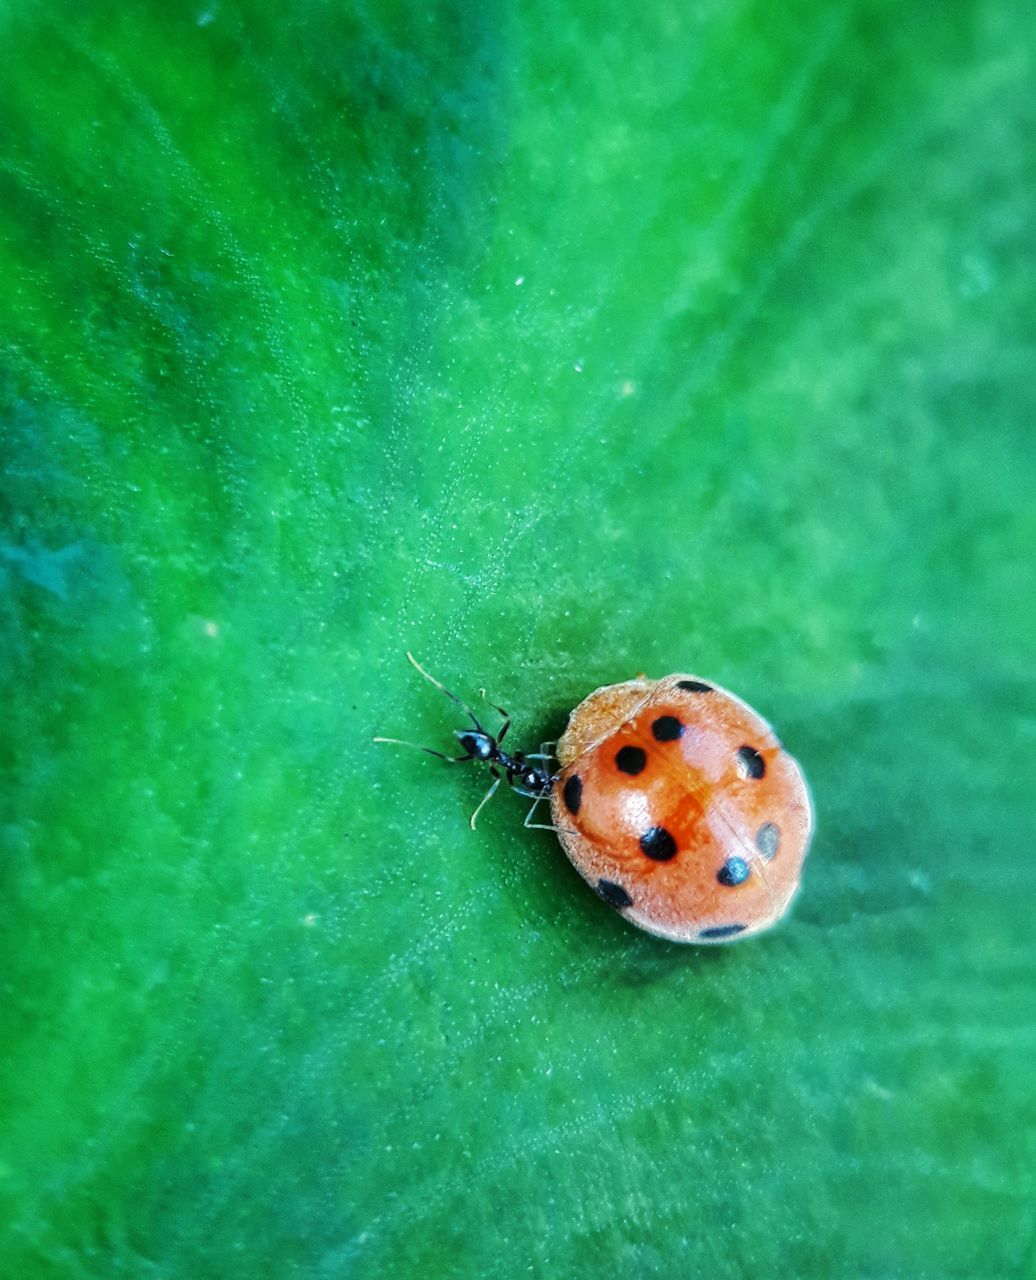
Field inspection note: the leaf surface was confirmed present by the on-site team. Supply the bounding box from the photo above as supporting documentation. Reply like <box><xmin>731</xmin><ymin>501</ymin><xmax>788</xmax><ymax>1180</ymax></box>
<box><xmin>2</xmin><ymin>3</ymin><xmax>1034</xmax><ymax>1277</ymax></box>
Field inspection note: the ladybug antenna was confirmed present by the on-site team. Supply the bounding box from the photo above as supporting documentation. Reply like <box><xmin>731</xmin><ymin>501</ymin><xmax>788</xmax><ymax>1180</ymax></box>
<box><xmin>404</xmin><ymin>651</ymin><xmax>484</xmax><ymax>732</ymax></box>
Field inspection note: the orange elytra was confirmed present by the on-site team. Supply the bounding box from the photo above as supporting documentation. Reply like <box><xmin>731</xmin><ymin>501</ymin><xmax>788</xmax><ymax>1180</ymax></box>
<box><xmin>549</xmin><ymin>673</ymin><xmax>813</xmax><ymax>943</ymax></box>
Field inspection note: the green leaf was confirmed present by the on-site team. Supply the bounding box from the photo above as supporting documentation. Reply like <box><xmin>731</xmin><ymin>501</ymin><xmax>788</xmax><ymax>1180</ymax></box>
<box><xmin>2</xmin><ymin>2</ymin><xmax>1034</xmax><ymax>1276</ymax></box>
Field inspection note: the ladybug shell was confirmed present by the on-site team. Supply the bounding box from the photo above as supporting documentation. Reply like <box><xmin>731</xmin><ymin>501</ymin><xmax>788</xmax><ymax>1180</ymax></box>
<box><xmin>550</xmin><ymin>674</ymin><xmax>813</xmax><ymax>944</ymax></box>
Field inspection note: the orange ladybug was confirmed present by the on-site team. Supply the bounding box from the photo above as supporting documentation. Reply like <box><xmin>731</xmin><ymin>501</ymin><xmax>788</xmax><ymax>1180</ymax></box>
<box><xmin>549</xmin><ymin>673</ymin><xmax>813</xmax><ymax>943</ymax></box>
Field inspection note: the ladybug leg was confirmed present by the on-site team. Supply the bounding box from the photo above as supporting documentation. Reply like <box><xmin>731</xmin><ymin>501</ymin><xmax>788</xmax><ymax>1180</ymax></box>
<box><xmin>469</xmin><ymin>770</ymin><xmax>502</xmax><ymax>830</ymax></box>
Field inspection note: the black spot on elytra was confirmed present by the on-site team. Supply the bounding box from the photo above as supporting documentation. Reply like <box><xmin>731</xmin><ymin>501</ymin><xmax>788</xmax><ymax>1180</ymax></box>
<box><xmin>699</xmin><ymin>923</ymin><xmax>747</xmax><ymax>939</ymax></box>
<box><xmin>717</xmin><ymin>856</ymin><xmax>750</xmax><ymax>886</ymax></box>
<box><xmin>615</xmin><ymin>745</ymin><xmax>647</xmax><ymax>775</ymax></box>
<box><xmin>562</xmin><ymin>774</ymin><xmax>582</xmax><ymax>815</ymax></box>
<box><xmin>677</xmin><ymin>679</ymin><xmax>713</xmax><ymax>693</ymax></box>
<box><xmin>651</xmin><ymin>715</ymin><xmax>684</xmax><ymax>742</ymax></box>
<box><xmin>736</xmin><ymin>745</ymin><xmax>766</xmax><ymax>779</ymax></box>
<box><xmin>639</xmin><ymin>826</ymin><xmax>677</xmax><ymax>861</ymax></box>
<box><xmin>597</xmin><ymin>879</ymin><xmax>633</xmax><ymax>910</ymax></box>
<box><xmin>756</xmin><ymin>822</ymin><xmax>780</xmax><ymax>860</ymax></box>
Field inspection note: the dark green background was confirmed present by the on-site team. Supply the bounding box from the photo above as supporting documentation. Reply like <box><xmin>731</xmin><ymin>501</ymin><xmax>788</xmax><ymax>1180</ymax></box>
<box><xmin>2</xmin><ymin>1</ymin><xmax>1034</xmax><ymax>1276</ymax></box>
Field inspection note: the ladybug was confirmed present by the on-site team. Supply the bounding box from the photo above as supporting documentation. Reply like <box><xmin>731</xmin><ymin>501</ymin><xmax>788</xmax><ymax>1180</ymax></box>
<box><xmin>549</xmin><ymin>673</ymin><xmax>813</xmax><ymax>943</ymax></box>
<box><xmin>378</xmin><ymin>657</ymin><xmax>812</xmax><ymax>944</ymax></box>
